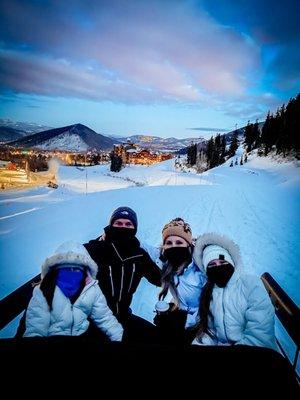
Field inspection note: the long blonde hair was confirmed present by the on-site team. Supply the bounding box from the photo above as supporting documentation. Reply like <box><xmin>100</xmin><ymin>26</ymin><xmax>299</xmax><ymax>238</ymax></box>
<box><xmin>158</xmin><ymin>246</ymin><xmax>193</xmax><ymax>309</ymax></box>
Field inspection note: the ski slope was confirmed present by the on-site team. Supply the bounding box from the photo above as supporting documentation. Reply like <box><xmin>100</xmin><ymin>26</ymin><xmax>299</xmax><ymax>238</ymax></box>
<box><xmin>0</xmin><ymin>152</ymin><xmax>299</xmax><ymax>349</ymax></box>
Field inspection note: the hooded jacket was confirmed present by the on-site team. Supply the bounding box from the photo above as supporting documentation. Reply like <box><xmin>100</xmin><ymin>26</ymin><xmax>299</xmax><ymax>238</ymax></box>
<box><xmin>192</xmin><ymin>233</ymin><xmax>277</xmax><ymax>351</ymax></box>
<box><xmin>24</xmin><ymin>242</ymin><xmax>123</xmax><ymax>341</ymax></box>
<box><xmin>84</xmin><ymin>227</ymin><xmax>161</xmax><ymax>322</ymax></box>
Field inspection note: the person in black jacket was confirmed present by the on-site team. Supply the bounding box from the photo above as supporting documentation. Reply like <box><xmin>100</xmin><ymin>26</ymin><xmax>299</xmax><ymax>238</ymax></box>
<box><xmin>84</xmin><ymin>206</ymin><xmax>161</xmax><ymax>344</ymax></box>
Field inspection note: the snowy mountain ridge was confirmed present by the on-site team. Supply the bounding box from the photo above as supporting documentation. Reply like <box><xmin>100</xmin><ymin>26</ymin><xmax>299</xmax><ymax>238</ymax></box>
<box><xmin>8</xmin><ymin>123</ymin><xmax>116</xmax><ymax>151</ymax></box>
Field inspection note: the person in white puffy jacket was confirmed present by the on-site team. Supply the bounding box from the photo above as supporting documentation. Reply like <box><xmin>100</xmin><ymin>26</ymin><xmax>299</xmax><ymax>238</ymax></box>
<box><xmin>24</xmin><ymin>241</ymin><xmax>123</xmax><ymax>341</ymax></box>
<box><xmin>192</xmin><ymin>233</ymin><xmax>277</xmax><ymax>351</ymax></box>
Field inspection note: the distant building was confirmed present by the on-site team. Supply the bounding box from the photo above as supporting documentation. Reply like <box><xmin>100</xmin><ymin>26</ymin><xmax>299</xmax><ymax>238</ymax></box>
<box><xmin>113</xmin><ymin>143</ymin><xmax>173</xmax><ymax>165</ymax></box>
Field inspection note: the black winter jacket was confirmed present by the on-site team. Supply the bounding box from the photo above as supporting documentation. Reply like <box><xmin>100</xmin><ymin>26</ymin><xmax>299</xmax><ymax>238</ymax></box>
<box><xmin>84</xmin><ymin>227</ymin><xmax>161</xmax><ymax>322</ymax></box>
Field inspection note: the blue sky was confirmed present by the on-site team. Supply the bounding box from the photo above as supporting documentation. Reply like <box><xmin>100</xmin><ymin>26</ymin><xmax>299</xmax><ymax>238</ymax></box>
<box><xmin>0</xmin><ymin>0</ymin><xmax>299</xmax><ymax>138</ymax></box>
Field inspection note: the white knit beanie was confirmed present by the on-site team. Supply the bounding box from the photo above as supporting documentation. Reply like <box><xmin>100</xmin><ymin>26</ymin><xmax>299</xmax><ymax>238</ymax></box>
<box><xmin>202</xmin><ymin>244</ymin><xmax>235</xmax><ymax>271</ymax></box>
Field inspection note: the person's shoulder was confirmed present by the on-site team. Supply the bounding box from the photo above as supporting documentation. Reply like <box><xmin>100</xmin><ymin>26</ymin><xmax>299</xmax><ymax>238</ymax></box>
<box><xmin>84</xmin><ymin>237</ymin><xmax>101</xmax><ymax>245</ymax></box>
<box><xmin>139</xmin><ymin>246</ymin><xmax>150</xmax><ymax>256</ymax></box>
<box><xmin>240</xmin><ymin>273</ymin><xmax>261</xmax><ymax>285</ymax></box>
<box><xmin>31</xmin><ymin>285</ymin><xmax>45</xmax><ymax>300</ymax></box>
<box><xmin>84</xmin><ymin>238</ymin><xmax>107</xmax><ymax>249</ymax></box>
<box><xmin>85</xmin><ymin>280</ymin><xmax>101</xmax><ymax>296</ymax></box>
<box><xmin>32</xmin><ymin>284</ymin><xmax>42</xmax><ymax>294</ymax></box>
<box><xmin>239</xmin><ymin>273</ymin><xmax>265</xmax><ymax>294</ymax></box>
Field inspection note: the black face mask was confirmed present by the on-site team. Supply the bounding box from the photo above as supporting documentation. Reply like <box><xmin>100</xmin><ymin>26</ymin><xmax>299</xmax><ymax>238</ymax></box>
<box><xmin>163</xmin><ymin>247</ymin><xmax>191</xmax><ymax>268</ymax></box>
<box><xmin>206</xmin><ymin>263</ymin><xmax>234</xmax><ymax>288</ymax></box>
<box><xmin>108</xmin><ymin>226</ymin><xmax>136</xmax><ymax>241</ymax></box>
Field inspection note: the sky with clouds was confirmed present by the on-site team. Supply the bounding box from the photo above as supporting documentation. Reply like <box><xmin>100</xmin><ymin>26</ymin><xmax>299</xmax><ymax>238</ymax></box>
<box><xmin>0</xmin><ymin>0</ymin><xmax>299</xmax><ymax>138</ymax></box>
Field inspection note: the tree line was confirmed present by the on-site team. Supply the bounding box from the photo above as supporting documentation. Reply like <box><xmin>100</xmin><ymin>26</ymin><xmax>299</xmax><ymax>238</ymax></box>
<box><xmin>187</xmin><ymin>132</ymin><xmax>239</xmax><ymax>172</ymax></box>
<box><xmin>244</xmin><ymin>94</ymin><xmax>299</xmax><ymax>157</ymax></box>
<box><xmin>186</xmin><ymin>93</ymin><xmax>299</xmax><ymax>172</ymax></box>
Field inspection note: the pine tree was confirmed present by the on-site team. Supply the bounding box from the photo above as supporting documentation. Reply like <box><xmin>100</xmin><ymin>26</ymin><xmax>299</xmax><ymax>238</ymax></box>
<box><xmin>282</xmin><ymin>95</ymin><xmax>300</xmax><ymax>156</ymax></box>
<box><xmin>244</xmin><ymin>121</ymin><xmax>254</xmax><ymax>152</ymax></box>
<box><xmin>228</xmin><ymin>132</ymin><xmax>239</xmax><ymax>157</ymax></box>
<box><xmin>252</xmin><ymin>120</ymin><xmax>260</xmax><ymax>149</ymax></box>
<box><xmin>221</xmin><ymin>135</ymin><xmax>226</xmax><ymax>162</ymax></box>
<box><xmin>110</xmin><ymin>153</ymin><xmax>123</xmax><ymax>172</ymax></box>
<box><xmin>187</xmin><ymin>144</ymin><xmax>197</xmax><ymax>166</ymax></box>
<box><xmin>261</xmin><ymin>111</ymin><xmax>273</xmax><ymax>155</ymax></box>
<box><xmin>210</xmin><ymin>135</ymin><xmax>220</xmax><ymax>168</ymax></box>
<box><xmin>240</xmin><ymin>156</ymin><xmax>243</xmax><ymax>165</ymax></box>
<box><xmin>205</xmin><ymin>136</ymin><xmax>214</xmax><ymax>168</ymax></box>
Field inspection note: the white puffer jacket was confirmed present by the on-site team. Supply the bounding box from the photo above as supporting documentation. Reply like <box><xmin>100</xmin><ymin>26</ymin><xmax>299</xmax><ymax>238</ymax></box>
<box><xmin>192</xmin><ymin>233</ymin><xmax>277</xmax><ymax>351</ymax></box>
<box><xmin>24</xmin><ymin>242</ymin><xmax>123</xmax><ymax>341</ymax></box>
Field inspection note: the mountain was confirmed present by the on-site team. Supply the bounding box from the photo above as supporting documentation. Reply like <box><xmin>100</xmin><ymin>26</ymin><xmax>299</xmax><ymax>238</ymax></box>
<box><xmin>9</xmin><ymin>123</ymin><xmax>117</xmax><ymax>151</ymax></box>
<box><xmin>0</xmin><ymin>118</ymin><xmax>52</xmax><ymax>135</ymax></box>
<box><xmin>111</xmin><ymin>134</ymin><xmax>205</xmax><ymax>152</ymax></box>
<box><xmin>0</xmin><ymin>126</ymin><xmax>27</xmax><ymax>142</ymax></box>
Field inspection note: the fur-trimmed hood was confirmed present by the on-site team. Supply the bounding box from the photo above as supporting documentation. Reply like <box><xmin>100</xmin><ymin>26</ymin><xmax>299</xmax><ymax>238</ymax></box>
<box><xmin>41</xmin><ymin>241</ymin><xmax>98</xmax><ymax>279</ymax></box>
<box><xmin>193</xmin><ymin>233</ymin><xmax>243</xmax><ymax>273</ymax></box>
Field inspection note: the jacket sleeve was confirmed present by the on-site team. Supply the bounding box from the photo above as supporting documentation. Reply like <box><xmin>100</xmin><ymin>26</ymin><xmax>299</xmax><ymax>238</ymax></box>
<box><xmin>24</xmin><ymin>287</ymin><xmax>50</xmax><ymax>337</ymax></box>
<box><xmin>83</xmin><ymin>240</ymin><xmax>99</xmax><ymax>262</ymax></box>
<box><xmin>235</xmin><ymin>276</ymin><xmax>277</xmax><ymax>350</ymax></box>
<box><xmin>142</xmin><ymin>251</ymin><xmax>161</xmax><ymax>286</ymax></box>
<box><xmin>90</xmin><ymin>285</ymin><xmax>123</xmax><ymax>341</ymax></box>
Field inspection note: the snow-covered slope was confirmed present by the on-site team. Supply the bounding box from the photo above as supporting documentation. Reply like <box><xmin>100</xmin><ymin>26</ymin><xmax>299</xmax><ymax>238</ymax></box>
<box><xmin>9</xmin><ymin>123</ymin><xmax>116</xmax><ymax>151</ymax></box>
<box><xmin>37</xmin><ymin>133</ymin><xmax>89</xmax><ymax>152</ymax></box>
<box><xmin>0</xmin><ymin>152</ymin><xmax>299</xmax><ymax>355</ymax></box>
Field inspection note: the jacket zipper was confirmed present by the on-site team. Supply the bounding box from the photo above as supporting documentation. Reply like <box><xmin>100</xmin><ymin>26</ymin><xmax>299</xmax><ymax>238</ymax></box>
<box><xmin>70</xmin><ymin>304</ymin><xmax>74</xmax><ymax>335</ymax></box>
<box><xmin>222</xmin><ymin>289</ymin><xmax>229</xmax><ymax>342</ymax></box>
<box><xmin>109</xmin><ymin>266</ymin><xmax>115</xmax><ymax>297</ymax></box>
<box><xmin>111</xmin><ymin>242</ymin><xmax>143</xmax><ymax>262</ymax></box>
<box><xmin>71</xmin><ymin>282</ymin><xmax>96</xmax><ymax>334</ymax></box>
<box><xmin>119</xmin><ymin>264</ymin><xmax>124</xmax><ymax>302</ymax></box>
<box><xmin>128</xmin><ymin>263</ymin><xmax>135</xmax><ymax>293</ymax></box>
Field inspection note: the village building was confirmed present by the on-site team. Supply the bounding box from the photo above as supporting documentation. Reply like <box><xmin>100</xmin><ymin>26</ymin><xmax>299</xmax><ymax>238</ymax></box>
<box><xmin>113</xmin><ymin>142</ymin><xmax>173</xmax><ymax>165</ymax></box>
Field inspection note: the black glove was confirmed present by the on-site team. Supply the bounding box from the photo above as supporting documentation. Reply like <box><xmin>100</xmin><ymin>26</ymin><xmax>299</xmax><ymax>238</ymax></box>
<box><xmin>153</xmin><ymin>305</ymin><xmax>188</xmax><ymax>345</ymax></box>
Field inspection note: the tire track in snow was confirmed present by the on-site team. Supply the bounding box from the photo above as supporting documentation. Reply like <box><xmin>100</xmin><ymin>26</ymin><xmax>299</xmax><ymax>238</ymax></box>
<box><xmin>238</xmin><ymin>188</ymin><xmax>289</xmax><ymax>266</ymax></box>
<box><xmin>204</xmin><ymin>198</ymin><xmax>217</xmax><ymax>232</ymax></box>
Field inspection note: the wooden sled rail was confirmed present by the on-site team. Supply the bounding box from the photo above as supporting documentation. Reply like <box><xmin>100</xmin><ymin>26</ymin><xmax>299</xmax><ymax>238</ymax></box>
<box><xmin>0</xmin><ymin>274</ymin><xmax>40</xmax><ymax>331</ymax></box>
<box><xmin>261</xmin><ymin>272</ymin><xmax>300</xmax><ymax>377</ymax></box>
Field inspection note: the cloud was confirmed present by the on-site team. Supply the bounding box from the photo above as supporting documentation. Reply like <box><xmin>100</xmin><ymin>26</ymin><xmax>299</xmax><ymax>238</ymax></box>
<box><xmin>0</xmin><ymin>48</ymin><xmax>163</xmax><ymax>103</ymax></box>
<box><xmin>0</xmin><ymin>0</ymin><xmax>260</xmax><ymax>104</ymax></box>
<box><xmin>188</xmin><ymin>127</ymin><xmax>228</xmax><ymax>132</ymax></box>
<box><xmin>201</xmin><ymin>0</ymin><xmax>300</xmax><ymax>92</ymax></box>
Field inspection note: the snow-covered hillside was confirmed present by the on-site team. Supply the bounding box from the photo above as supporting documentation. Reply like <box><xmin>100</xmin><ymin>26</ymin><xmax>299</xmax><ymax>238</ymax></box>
<box><xmin>37</xmin><ymin>133</ymin><xmax>89</xmax><ymax>152</ymax></box>
<box><xmin>0</xmin><ymin>151</ymin><xmax>299</xmax><ymax>361</ymax></box>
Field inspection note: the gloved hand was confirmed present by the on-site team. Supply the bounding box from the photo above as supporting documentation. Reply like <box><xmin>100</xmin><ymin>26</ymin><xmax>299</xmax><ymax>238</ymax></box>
<box><xmin>153</xmin><ymin>305</ymin><xmax>188</xmax><ymax>345</ymax></box>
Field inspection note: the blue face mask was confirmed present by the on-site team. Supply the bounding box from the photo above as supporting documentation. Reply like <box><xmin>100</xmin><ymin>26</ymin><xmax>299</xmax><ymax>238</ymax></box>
<box><xmin>56</xmin><ymin>267</ymin><xmax>85</xmax><ymax>299</ymax></box>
